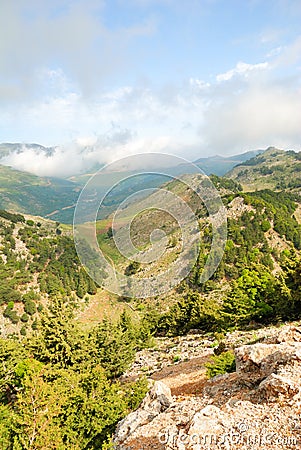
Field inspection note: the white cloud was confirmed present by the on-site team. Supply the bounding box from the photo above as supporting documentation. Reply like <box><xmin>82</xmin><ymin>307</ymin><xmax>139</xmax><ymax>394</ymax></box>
<box><xmin>1</xmin><ymin>17</ymin><xmax>300</xmax><ymax>178</ymax></box>
<box><xmin>274</xmin><ymin>35</ymin><xmax>301</xmax><ymax>67</ymax></box>
<box><xmin>1</xmin><ymin>51</ymin><xmax>300</xmax><ymax>177</ymax></box>
<box><xmin>201</xmin><ymin>81</ymin><xmax>301</xmax><ymax>154</ymax></box>
<box><xmin>0</xmin><ymin>1</ymin><xmax>157</xmax><ymax>101</ymax></box>
<box><xmin>266</xmin><ymin>46</ymin><xmax>283</xmax><ymax>58</ymax></box>
<box><xmin>216</xmin><ymin>61</ymin><xmax>269</xmax><ymax>82</ymax></box>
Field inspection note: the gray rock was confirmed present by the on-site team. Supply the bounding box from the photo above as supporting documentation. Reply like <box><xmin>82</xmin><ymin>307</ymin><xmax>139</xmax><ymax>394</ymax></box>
<box><xmin>259</xmin><ymin>373</ymin><xmax>300</xmax><ymax>399</ymax></box>
<box><xmin>235</xmin><ymin>342</ymin><xmax>301</xmax><ymax>384</ymax></box>
<box><xmin>114</xmin><ymin>381</ymin><xmax>172</xmax><ymax>445</ymax></box>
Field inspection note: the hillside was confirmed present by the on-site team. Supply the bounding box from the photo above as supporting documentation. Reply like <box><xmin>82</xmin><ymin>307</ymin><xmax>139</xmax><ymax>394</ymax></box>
<box><xmin>0</xmin><ymin>143</ymin><xmax>265</xmax><ymax>226</ymax></box>
<box><xmin>0</xmin><ymin>164</ymin><xmax>79</xmax><ymax>223</ymax></box>
<box><xmin>0</xmin><ymin>210</ymin><xmax>99</xmax><ymax>337</ymax></box>
<box><xmin>226</xmin><ymin>147</ymin><xmax>301</xmax><ymax>191</ymax></box>
<box><xmin>2</xmin><ymin>154</ymin><xmax>301</xmax><ymax>448</ymax></box>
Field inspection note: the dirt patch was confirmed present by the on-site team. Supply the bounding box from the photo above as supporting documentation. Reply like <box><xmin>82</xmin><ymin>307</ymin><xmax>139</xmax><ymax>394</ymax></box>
<box><xmin>151</xmin><ymin>354</ymin><xmax>212</xmax><ymax>396</ymax></box>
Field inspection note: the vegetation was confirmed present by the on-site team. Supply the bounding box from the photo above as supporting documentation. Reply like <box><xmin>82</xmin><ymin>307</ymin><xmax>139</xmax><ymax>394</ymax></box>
<box><xmin>0</xmin><ymin>303</ymin><xmax>148</xmax><ymax>449</ymax></box>
<box><xmin>0</xmin><ymin>217</ymin><xmax>98</xmax><ymax>328</ymax></box>
<box><xmin>2</xmin><ymin>147</ymin><xmax>301</xmax><ymax>447</ymax></box>
<box><xmin>156</xmin><ymin>186</ymin><xmax>301</xmax><ymax>336</ymax></box>
<box><xmin>227</xmin><ymin>147</ymin><xmax>301</xmax><ymax>192</ymax></box>
<box><xmin>205</xmin><ymin>351</ymin><xmax>236</xmax><ymax>378</ymax></box>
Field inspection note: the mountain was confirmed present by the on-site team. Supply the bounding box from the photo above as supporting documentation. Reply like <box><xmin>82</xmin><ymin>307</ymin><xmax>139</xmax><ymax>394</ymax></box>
<box><xmin>71</xmin><ymin>149</ymin><xmax>264</xmax><ymax>184</ymax></box>
<box><xmin>194</xmin><ymin>149</ymin><xmax>264</xmax><ymax>175</ymax></box>
<box><xmin>0</xmin><ymin>148</ymin><xmax>260</xmax><ymax>224</ymax></box>
<box><xmin>94</xmin><ymin>171</ymin><xmax>301</xmax><ymax>302</ymax></box>
<box><xmin>2</xmin><ymin>165</ymin><xmax>301</xmax><ymax>447</ymax></box>
<box><xmin>0</xmin><ymin>164</ymin><xmax>79</xmax><ymax>223</ymax></box>
<box><xmin>0</xmin><ymin>143</ymin><xmax>266</xmax><ymax>224</ymax></box>
<box><xmin>226</xmin><ymin>147</ymin><xmax>301</xmax><ymax>191</ymax></box>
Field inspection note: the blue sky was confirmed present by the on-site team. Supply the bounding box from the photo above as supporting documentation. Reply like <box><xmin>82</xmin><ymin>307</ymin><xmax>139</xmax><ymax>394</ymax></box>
<box><xmin>0</xmin><ymin>0</ymin><xmax>300</xmax><ymax>176</ymax></box>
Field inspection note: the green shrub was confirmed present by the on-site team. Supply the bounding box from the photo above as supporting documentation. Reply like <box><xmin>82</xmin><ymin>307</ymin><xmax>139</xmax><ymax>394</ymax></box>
<box><xmin>24</xmin><ymin>299</ymin><xmax>36</xmax><ymax>315</ymax></box>
<box><xmin>3</xmin><ymin>308</ymin><xmax>19</xmax><ymax>324</ymax></box>
<box><xmin>261</xmin><ymin>220</ymin><xmax>271</xmax><ymax>232</ymax></box>
<box><xmin>21</xmin><ymin>313</ymin><xmax>29</xmax><ymax>323</ymax></box>
<box><xmin>205</xmin><ymin>351</ymin><xmax>236</xmax><ymax>378</ymax></box>
<box><xmin>31</xmin><ymin>319</ymin><xmax>38</xmax><ymax>330</ymax></box>
<box><xmin>6</xmin><ymin>301</ymin><xmax>14</xmax><ymax>310</ymax></box>
<box><xmin>125</xmin><ymin>261</ymin><xmax>140</xmax><ymax>276</ymax></box>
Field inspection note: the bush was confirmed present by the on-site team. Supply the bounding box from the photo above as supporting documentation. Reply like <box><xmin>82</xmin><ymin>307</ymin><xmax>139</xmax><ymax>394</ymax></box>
<box><xmin>261</xmin><ymin>220</ymin><xmax>271</xmax><ymax>232</ymax></box>
<box><xmin>6</xmin><ymin>301</ymin><xmax>14</xmax><ymax>310</ymax></box>
<box><xmin>205</xmin><ymin>351</ymin><xmax>236</xmax><ymax>379</ymax></box>
<box><xmin>31</xmin><ymin>319</ymin><xmax>38</xmax><ymax>330</ymax></box>
<box><xmin>3</xmin><ymin>308</ymin><xmax>19</xmax><ymax>324</ymax></box>
<box><xmin>24</xmin><ymin>299</ymin><xmax>36</xmax><ymax>316</ymax></box>
<box><xmin>125</xmin><ymin>261</ymin><xmax>140</xmax><ymax>276</ymax></box>
<box><xmin>21</xmin><ymin>313</ymin><xmax>29</xmax><ymax>323</ymax></box>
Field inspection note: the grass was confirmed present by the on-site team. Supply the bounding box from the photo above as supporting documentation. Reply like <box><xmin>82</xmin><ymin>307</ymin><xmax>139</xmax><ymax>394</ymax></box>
<box><xmin>76</xmin><ymin>288</ymin><xmax>139</xmax><ymax>330</ymax></box>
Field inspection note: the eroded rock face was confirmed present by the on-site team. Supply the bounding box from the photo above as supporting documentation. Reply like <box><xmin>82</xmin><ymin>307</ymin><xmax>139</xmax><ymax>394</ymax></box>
<box><xmin>235</xmin><ymin>342</ymin><xmax>301</xmax><ymax>384</ymax></box>
<box><xmin>114</xmin><ymin>381</ymin><xmax>173</xmax><ymax>445</ymax></box>
<box><xmin>258</xmin><ymin>373</ymin><xmax>300</xmax><ymax>399</ymax></box>
<box><xmin>114</xmin><ymin>326</ymin><xmax>301</xmax><ymax>450</ymax></box>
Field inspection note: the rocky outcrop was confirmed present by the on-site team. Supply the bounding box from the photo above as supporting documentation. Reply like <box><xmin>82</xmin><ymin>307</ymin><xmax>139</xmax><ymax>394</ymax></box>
<box><xmin>235</xmin><ymin>341</ymin><xmax>301</xmax><ymax>384</ymax></box>
<box><xmin>114</xmin><ymin>326</ymin><xmax>301</xmax><ymax>449</ymax></box>
<box><xmin>258</xmin><ymin>373</ymin><xmax>300</xmax><ymax>399</ymax></box>
<box><xmin>114</xmin><ymin>381</ymin><xmax>173</xmax><ymax>446</ymax></box>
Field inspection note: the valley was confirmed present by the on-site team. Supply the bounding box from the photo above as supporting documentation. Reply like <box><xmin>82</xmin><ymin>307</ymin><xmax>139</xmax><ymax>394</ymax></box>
<box><xmin>1</xmin><ymin>146</ymin><xmax>301</xmax><ymax>448</ymax></box>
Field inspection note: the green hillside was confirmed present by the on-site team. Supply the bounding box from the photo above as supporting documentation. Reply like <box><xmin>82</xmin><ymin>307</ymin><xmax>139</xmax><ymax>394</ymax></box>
<box><xmin>226</xmin><ymin>147</ymin><xmax>301</xmax><ymax>191</ymax></box>
<box><xmin>0</xmin><ymin>164</ymin><xmax>79</xmax><ymax>223</ymax></box>
<box><xmin>0</xmin><ymin>210</ymin><xmax>150</xmax><ymax>449</ymax></box>
<box><xmin>2</xmin><ymin>150</ymin><xmax>301</xmax><ymax>448</ymax></box>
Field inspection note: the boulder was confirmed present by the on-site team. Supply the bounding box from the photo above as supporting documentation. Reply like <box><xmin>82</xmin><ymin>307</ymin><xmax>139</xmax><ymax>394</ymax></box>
<box><xmin>235</xmin><ymin>342</ymin><xmax>301</xmax><ymax>384</ymax></box>
<box><xmin>188</xmin><ymin>405</ymin><xmax>226</xmax><ymax>437</ymax></box>
<box><xmin>259</xmin><ymin>373</ymin><xmax>300</xmax><ymax>399</ymax></box>
<box><xmin>275</xmin><ymin>326</ymin><xmax>301</xmax><ymax>344</ymax></box>
<box><xmin>114</xmin><ymin>381</ymin><xmax>172</xmax><ymax>444</ymax></box>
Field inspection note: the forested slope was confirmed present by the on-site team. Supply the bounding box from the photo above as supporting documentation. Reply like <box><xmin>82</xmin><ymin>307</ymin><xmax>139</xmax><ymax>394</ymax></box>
<box><xmin>2</xmin><ymin>169</ymin><xmax>301</xmax><ymax>448</ymax></box>
<box><xmin>0</xmin><ymin>211</ymin><xmax>153</xmax><ymax>449</ymax></box>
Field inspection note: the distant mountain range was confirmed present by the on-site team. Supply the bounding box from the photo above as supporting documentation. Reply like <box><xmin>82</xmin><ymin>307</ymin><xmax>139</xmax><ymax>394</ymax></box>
<box><xmin>0</xmin><ymin>143</ymin><xmax>299</xmax><ymax>223</ymax></box>
<box><xmin>194</xmin><ymin>149</ymin><xmax>264</xmax><ymax>175</ymax></box>
<box><xmin>0</xmin><ymin>142</ymin><xmax>56</xmax><ymax>158</ymax></box>
<box><xmin>0</xmin><ymin>142</ymin><xmax>263</xmax><ymax>179</ymax></box>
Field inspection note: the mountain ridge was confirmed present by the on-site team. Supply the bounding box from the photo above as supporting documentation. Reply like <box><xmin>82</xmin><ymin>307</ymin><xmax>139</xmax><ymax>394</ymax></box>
<box><xmin>226</xmin><ymin>146</ymin><xmax>301</xmax><ymax>191</ymax></box>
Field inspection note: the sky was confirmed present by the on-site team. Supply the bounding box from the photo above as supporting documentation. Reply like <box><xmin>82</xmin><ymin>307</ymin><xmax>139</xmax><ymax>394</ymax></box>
<box><xmin>0</xmin><ymin>0</ymin><xmax>301</xmax><ymax>176</ymax></box>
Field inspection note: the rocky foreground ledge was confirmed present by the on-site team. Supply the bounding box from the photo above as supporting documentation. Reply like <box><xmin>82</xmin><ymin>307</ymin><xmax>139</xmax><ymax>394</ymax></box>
<box><xmin>114</xmin><ymin>326</ymin><xmax>301</xmax><ymax>449</ymax></box>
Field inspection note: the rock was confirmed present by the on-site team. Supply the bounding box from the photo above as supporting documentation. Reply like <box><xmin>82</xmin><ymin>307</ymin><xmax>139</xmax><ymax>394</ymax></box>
<box><xmin>188</xmin><ymin>405</ymin><xmax>226</xmax><ymax>436</ymax></box>
<box><xmin>114</xmin><ymin>326</ymin><xmax>301</xmax><ymax>449</ymax></box>
<box><xmin>235</xmin><ymin>342</ymin><xmax>301</xmax><ymax>384</ymax></box>
<box><xmin>148</xmin><ymin>380</ymin><xmax>173</xmax><ymax>408</ymax></box>
<box><xmin>114</xmin><ymin>381</ymin><xmax>172</xmax><ymax>445</ymax></box>
<box><xmin>275</xmin><ymin>326</ymin><xmax>301</xmax><ymax>344</ymax></box>
<box><xmin>259</xmin><ymin>373</ymin><xmax>300</xmax><ymax>399</ymax></box>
